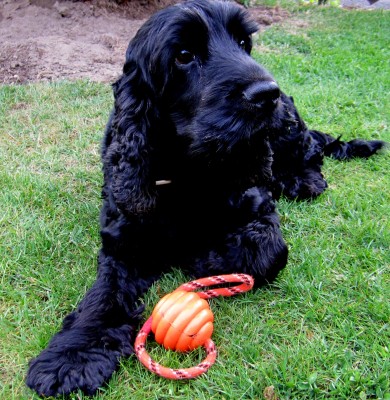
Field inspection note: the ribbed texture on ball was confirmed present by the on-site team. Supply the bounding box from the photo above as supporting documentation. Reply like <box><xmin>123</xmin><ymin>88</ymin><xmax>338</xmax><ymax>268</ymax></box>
<box><xmin>151</xmin><ymin>290</ymin><xmax>214</xmax><ymax>352</ymax></box>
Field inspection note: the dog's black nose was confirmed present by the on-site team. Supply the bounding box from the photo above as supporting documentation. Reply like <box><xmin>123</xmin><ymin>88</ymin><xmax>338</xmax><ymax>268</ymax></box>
<box><xmin>243</xmin><ymin>81</ymin><xmax>280</xmax><ymax>107</ymax></box>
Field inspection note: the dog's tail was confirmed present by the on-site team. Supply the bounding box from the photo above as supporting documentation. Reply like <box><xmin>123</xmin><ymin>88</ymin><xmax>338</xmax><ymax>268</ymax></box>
<box><xmin>309</xmin><ymin>130</ymin><xmax>387</xmax><ymax>160</ymax></box>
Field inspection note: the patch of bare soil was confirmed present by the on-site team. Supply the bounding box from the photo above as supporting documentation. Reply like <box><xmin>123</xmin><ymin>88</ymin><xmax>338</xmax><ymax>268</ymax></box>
<box><xmin>0</xmin><ymin>0</ymin><xmax>289</xmax><ymax>84</ymax></box>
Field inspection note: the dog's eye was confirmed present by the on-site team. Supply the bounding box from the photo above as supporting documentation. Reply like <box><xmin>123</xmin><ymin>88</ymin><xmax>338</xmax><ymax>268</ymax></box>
<box><xmin>239</xmin><ymin>39</ymin><xmax>246</xmax><ymax>50</ymax></box>
<box><xmin>175</xmin><ymin>50</ymin><xmax>195</xmax><ymax>65</ymax></box>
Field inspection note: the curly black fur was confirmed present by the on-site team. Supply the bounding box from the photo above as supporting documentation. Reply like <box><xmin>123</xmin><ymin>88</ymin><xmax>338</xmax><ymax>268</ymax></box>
<box><xmin>26</xmin><ymin>0</ymin><xmax>386</xmax><ymax>396</ymax></box>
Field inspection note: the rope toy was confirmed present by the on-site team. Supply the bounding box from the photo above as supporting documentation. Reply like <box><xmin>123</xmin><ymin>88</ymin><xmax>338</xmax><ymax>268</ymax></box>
<box><xmin>135</xmin><ymin>273</ymin><xmax>254</xmax><ymax>379</ymax></box>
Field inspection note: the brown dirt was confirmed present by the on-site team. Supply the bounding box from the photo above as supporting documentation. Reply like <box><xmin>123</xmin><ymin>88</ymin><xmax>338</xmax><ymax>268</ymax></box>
<box><xmin>0</xmin><ymin>0</ymin><xmax>290</xmax><ymax>85</ymax></box>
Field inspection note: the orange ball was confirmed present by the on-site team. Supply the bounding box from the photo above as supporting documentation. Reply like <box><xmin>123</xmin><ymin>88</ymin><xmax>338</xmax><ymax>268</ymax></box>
<box><xmin>151</xmin><ymin>290</ymin><xmax>214</xmax><ymax>352</ymax></box>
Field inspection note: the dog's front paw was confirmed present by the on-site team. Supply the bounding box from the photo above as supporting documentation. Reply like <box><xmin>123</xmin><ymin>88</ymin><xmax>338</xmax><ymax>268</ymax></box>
<box><xmin>26</xmin><ymin>326</ymin><xmax>133</xmax><ymax>397</ymax></box>
<box><xmin>27</xmin><ymin>347</ymin><xmax>117</xmax><ymax>397</ymax></box>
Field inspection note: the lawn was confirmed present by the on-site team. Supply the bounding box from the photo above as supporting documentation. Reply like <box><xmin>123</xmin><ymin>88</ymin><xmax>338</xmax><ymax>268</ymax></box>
<box><xmin>0</xmin><ymin>4</ymin><xmax>389</xmax><ymax>400</ymax></box>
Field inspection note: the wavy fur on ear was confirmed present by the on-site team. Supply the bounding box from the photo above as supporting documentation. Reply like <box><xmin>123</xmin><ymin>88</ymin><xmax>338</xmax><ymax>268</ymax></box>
<box><xmin>101</xmin><ymin>6</ymin><xmax>192</xmax><ymax>215</ymax></box>
<box><xmin>102</xmin><ymin>50</ymin><xmax>158</xmax><ymax>216</ymax></box>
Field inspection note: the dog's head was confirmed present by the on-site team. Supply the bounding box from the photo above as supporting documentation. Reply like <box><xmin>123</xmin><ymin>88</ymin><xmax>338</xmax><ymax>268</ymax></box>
<box><xmin>105</xmin><ymin>0</ymin><xmax>282</xmax><ymax>215</ymax></box>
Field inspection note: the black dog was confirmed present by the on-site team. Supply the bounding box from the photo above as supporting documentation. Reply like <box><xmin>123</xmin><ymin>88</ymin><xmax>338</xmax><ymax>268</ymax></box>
<box><xmin>26</xmin><ymin>0</ymin><xmax>385</xmax><ymax>396</ymax></box>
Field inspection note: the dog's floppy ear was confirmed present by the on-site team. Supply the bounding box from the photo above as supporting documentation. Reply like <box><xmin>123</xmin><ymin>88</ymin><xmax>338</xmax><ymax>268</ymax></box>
<box><xmin>104</xmin><ymin>54</ymin><xmax>158</xmax><ymax>216</ymax></box>
<box><xmin>103</xmin><ymin>6</ymin><xmax>180</xmax><ymax>216</ymax></box>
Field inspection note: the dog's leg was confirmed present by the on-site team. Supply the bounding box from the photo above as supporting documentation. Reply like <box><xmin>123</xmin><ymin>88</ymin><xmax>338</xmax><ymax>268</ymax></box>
<box><xmin>191</xmin><ymin>187</ymin><xmax>288</xmax><ymax>287</ymax></box>
<box><xmin>272</xmin><ymin>129</ymin><xmax>386</xmax><ymax>200</ymax></box>
<box><xmin>271</xmin><ymin>94</ymin><xmax>386</xmax><ymax>200</ymax></box>
<box><xmin>26</xmin><ymin>250</ymin><xmax>158</xmax><ymax>397</ymax></box>
<box><xmin>308</xmin><ymin>129</ymin><xmax>386</xmax><ymax>160</ymax></box>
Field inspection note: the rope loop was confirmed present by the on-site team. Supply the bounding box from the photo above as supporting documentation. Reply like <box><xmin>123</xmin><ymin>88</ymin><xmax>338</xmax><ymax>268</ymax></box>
<box><xmin>135</xmin><ymin>273</ymin><xmax>254</xmax><ymax>379</ymax></box>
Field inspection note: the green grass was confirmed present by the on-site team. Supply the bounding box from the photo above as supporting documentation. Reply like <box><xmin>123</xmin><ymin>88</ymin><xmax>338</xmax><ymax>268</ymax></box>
<box><xmin>1</xmin><ymin>5</ymin><xmax>389</xmax><ymax>400</ymax></box>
